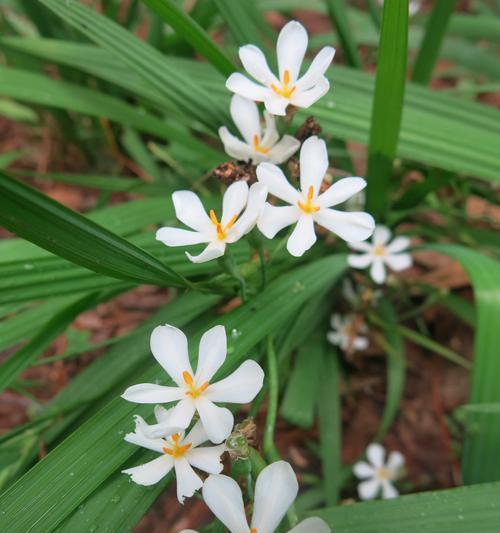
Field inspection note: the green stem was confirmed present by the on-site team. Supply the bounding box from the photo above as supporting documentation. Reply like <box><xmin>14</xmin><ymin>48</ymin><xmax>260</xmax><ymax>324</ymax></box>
<box><xmin>263</xmin><ymin>336</ymin><xmax>280</xmax><ymax>463</ymax></box>
<box><xmin>218</xmin><ymin>249</ymin><xmax>247</xmax><ymax>301</ymax></box>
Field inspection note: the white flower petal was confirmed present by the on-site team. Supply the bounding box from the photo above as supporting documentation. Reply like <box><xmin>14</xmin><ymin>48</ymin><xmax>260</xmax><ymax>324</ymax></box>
<box><xmin>347</xmin><ymin>253</ymin><xmax>373</xmax><ymax>269</ymax></box>
<box><xmin>186</xmin><ymin>241</ymin><xmax>226</xmax><ymax>263</ymax></box>
<box><xmin>317</xmin><ymin>177</ymin><xmax>367</xmax><ymax>208</ymax></box>
<box><xmin>295</xmin><ymin>46</ymin><xmax>336</xmax><ymax>91</ymax></box>
<box><xmin>358</xmin><ymin>477</ymin><xmax>381</xmax><ymax>500</ymax></box>
<box><xmin>167</xmin><ymin>398</ymin><xmax>197</xmax><ymax>429</ymax></box>
<box><xmin>276</xmin><ymin>20</ymin><xmax>308</xmax><ymax>83</ymax></box>
<box><xmin>287</xmin><ymin>215</ymin><xmax>317</xmax><ymax>257</ymax></box>
<box><xmin>226</xmin><ymin>73</ymin><xmax>272</xmax><ymax>102</ymax></box>
<box><xmin>330</xmin><ymin>313</ymin><xmax>343</xmax><ymax>330</ymax></box>
<box><xmin>202</xmin><ymin>474</ymin><xmax>250</xmax><ymax>533</ymax></box>
<box><xmin>260</xmin><ymin>111</ymin><xmax>280</xmax><ymax>148</ymax></box>
<box><xmin>348</xmin><ymin>241</ymin><xmax>373</xmax><ymax>252</ymax></box>
<box><xmin>266</xmin><ymin>135</ymin><xmax>300</xmax><ymax>164</ymax></box>
<box><xmin>299</xmin><ymin>136</ymin><xmax>329</xmax><ymax>195</ymax></box>
<box><xmin>186</xmin><ymin>445</ymin><xmax>225</xmax><ymax>474</ymax></box>
<box><xmin>172</xmin><ymin>190</ymin><xmax>211</xmax><ymax>232</ymax></box>
<box><xmin>314</xmin><ymin>209</ymin><xmax>375</xmax><ymax>242</ymax></box>
<box><xmin>124</xmin><ymin>418</ymin><xmax>166</xmax><ymax>453</ymax></box>
<box><xmin>264</xmin><ymin>94</ymin><xmax>290</xmax><ymax>116</ymax></box>
<box><xmin>239</xmin><ymin>44</ymin><xmax>279</xmax><ymax>86</ymax></box>
<box><xmin>258</xmin><ymin>204</ymin><xmax>300</xmax><ymax>239</ymax></box>
<box><xmin>290</xmin><ymin>77</ymin><xmax>330</xmax><ymax>108</ymax></box>
<box><xmin>326</xmin><ymin>331</ymin><xmax>343</xmax><ymax>347</ymax></box>
<box><xmin>204</xmin><ymin>360</ymin><xmax>264</xmax><ymax>403</ymax></box>
<box><xmin>183</xmin><ymin>419</ymin><xmax>209</xmax><ymax>448</ymax></box>
<box><xmin>150</xmin><ymin>324</ymin><xmax>192</xmax><ymax>386</ymax></box>
<box><xmin>385</xmin><ymin>253</ymin><xmax>412</xmax><ymax>272</ymax></box>
<box><xmin>179</xmin><ymin>530</ymin><xmax>199</xmax><ymax>533</ymax></box>
<box><xmin>251</xmin><ymin>461</ymin><xmax>298</xmax><ymax>533</ymax></box>
<box><xmin>353</xmin><ymin>461</ymin><xmax>376</xmax><ymax>479</ymax></box>
<box><xmin>386</xmin><ymin>236</ymin><xmax>411</xmax><ymax>254</ymax></box>
<box><xmin>122</xmin><ymin>455</ymin><xmax>173</xmax><ymax>486</ymax></box>
<box><xmin>218</xmin><ymin>126</ymin><xmax>254</xmax><ymax>162</ymax></box>
<box><xmin>289</xmin><ymin>517</ymin><xmax>331</xmax><ymax>533</ymax></box>
<box><xmin>373</xmin><ymin>225</ymin><xmax>391</xmax><ymax>245</ymax></box>
<box><xmin>256</xmin><ymin>162</ymin><xmax>299</xmax><ymax>205</ymax></box>
<box><xmin>195</xmin><ymin>325</ymin><xmax>227</xmax><ymax>384</ymax></box>
<box><xmin>156</xmin><ymin>227</ymin><xmax>208</xmax><ymax>247</ymax></box>
<box><xmin>196</xmin><ymin>396</ymin><xmax>234</xmax><ymax>444</ymax></box>
<box><xmin>367</xmin><ymin>443</ymin><xmax>386</xmax><ymax>468</ymax></box>
<box><xmin>381</xmin><ymin>479</ymin><xmax>399</xmax><ymax>499</ymax></box>
<box><xmin>222</xmin><ymin>181</ymin><xmax>249</xmax><ymax>226</ymax></box>
<box><xmin>154</xmin><ymin>405</ymin><xmax>173</xmax><ymax>425</ymax></box>
<box><xmin>174</xmin><ymin>457</ymin><xmax>204</xmax><ymax>504</ymax></box>
<box><xmin>230</xmin><ymin>94</ymin><xmax>262</xmax><ymax>144</ymax></box>
<box><xmin>387</xmin><ymin>451</ymin><xmax>405</xmax><ymax>472</ymax></box>
<box><xmin>230</xmin><ymin>182</ymin><xmax>268</xmax><ymax>239</ymax></box>
<box><xmin>121</xmin><ymin>383</ymin><xmax>184</xmax><ymax>404</ymax></box>
<box><xmin>353</xmin><ymin>336</ymin><xmax>369</xmax><ymax>351</ymax></box>
<box><xmin>370</xmin><ymin>258</ymin><xmax>386</xmax><ymax>284</ymax></box>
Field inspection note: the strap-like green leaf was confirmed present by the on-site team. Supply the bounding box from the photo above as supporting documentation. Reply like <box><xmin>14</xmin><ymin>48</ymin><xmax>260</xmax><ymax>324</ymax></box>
<box><xmin>425</xmin><ymin>244</ymin><xmax>500</xmax><ymax>484</ymax></box>
<box><xmin>0</xmin><ymin>171</ymin><xmax>187</xmax><ymax>288</ymax></box>
<box><xmin>365</xmin><ymin>0</ymin><xmax>409</xmax><ymax>220</ymax></box>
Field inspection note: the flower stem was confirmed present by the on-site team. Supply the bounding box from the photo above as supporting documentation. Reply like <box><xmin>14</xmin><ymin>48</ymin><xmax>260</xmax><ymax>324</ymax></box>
<box><xmin>263</xmin><ymin>336</ymin><xmax>280</xmax><ymax>464</ymax></box>
<box><xmin>218</xmin><ymin>249</ymin><xmax>247</xmax><ymax>301</ymax></box>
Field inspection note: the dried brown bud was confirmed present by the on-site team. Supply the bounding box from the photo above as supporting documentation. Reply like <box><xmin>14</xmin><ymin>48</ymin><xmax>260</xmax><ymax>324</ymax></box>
<box><xmin>213</xmin><ymin>161</ymin><xmax>257</xmax><ymax>186</ymax></box>
<box><xmin>295</xmin><ymin>116</ymin><xmax>322</xmax><ymax>142</ymax></box>
<box><xmin>287</xmin><ymin>157</ymin><xmax>300</xmax><ymax>181</ymax></box>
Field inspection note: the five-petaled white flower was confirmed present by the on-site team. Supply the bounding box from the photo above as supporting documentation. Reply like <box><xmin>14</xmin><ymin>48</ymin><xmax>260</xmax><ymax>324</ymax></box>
<box><xmin>122</xmin><ymin>324</ymin><xmax>264</xmax><ymax>444</ymax></box>
<box><xmin>327</xmin><ymin>313</ymin><xmax>368</xmax><ymax>352</ymax></box>
<box><xmin>181</xmin><ymin>461</ymin><xmax>330</xmax><ymax>533</ymax></box>
<box><xmin>347</xmin><ymin>225</ymin><xmax>412</xmax><ymax>284</ymax></box>
<box><xmin>156</xmin><ymin>180</ymin><xmax>267</xmax><ymax>263</ymax></box>
<box><xmin>219</xmin><ymin>95</ymin><xmax>300</xmax><ymax>164</ymax></box>
<box><xmin>122</xmin><ymin>407</ymin><xmax>225</xmax><ymax>503</ymax></box>
<box><xmin>226</xmin><ymin>20</ymin><xmax>335</xmax><ymax>116</ymax></box>
<box><xmin>353</xmin><ymin>443</ymin><xmax>405</xmax><ymax>500</ymax></box>
<box><xmin>256</xmin><ymin>136</ymin><xmax>375</xmax><ymax>257</ymax></box>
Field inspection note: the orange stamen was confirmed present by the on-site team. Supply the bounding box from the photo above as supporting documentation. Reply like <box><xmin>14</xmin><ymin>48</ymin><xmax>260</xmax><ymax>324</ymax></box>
<box><xmin>183</xmin><ymin>370</ymin><xmax>209</xmax><ymax>398</ymax></box>
<box><xmin>251</xmin><ymin>529</ymin><xmax>258</xmax><ymax>533</ymax></box>
<box><xmin>271</xmin><ymin>69</ymin><xmax>296</xmax><ymax>99</ymax></box>
<box><xmin>209</xmin><ymin>209</ymin><xmax>239</xmax><ymax>240</ymax></box>
<box><xmin>297</xmin><ymin>185</ymin><xmax>320</xmax><ymax>214</ymax></box>
<box><xmin>162</xmin><ymin>434</ymin><xmax>192</xmax><ymax>458</ymax></box>
<box><xmin>253</xmin><ymin>134</ymin><xmax>270</xmax><ymax>155</ymax></box>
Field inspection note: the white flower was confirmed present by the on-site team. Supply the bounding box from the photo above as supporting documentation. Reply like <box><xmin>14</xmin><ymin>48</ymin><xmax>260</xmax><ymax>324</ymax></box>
<box><xmin>256</xmin><ymin>136</ymin><xmax>375</xmax><ymax>257</ymax></box>
<box><xmin>122</xmin><ymin>407</ymin><xmax>225</xmax><ymax>503</ymax></box>
<box><xmin>353</xmin><ymin>443</ymin><xmax>405</xmax><ymax>500</ymax></box>
<box><xmin>122</xmin><ymin>324</ymin><xmax>264</xmax><ymax>444</ymax></box>
<box><xmin>219</xmin><ymin>95</ymin><xmax>300</xmax><ymax>164</ymax></box>
<box><xmin>327</xmin><ymin>313</ymin><xmax>368</xmax><ymax>352</ymax></box>
<box><xmin>347</xmin><ymin>225</ymin><xmax>412</xmax><ymax>284</ymax></box>
<box><xmin>341</xmin><ymin>279</ymin><xmax>381</xmax><ymax>308</ymax></box>
<box><xmin>156</xmin><ymin>180</ymin><xmax>267</xmax><ymax>263</ymax></box>
<box><xmin>226</xmin><ymin>20</ymin><xmax>335</xmax><ymax>116</ymax></box>
<box><xmin>182</xmin><ymin>461</ymin><xmax>330</xmax><ymax>533</ymax></box>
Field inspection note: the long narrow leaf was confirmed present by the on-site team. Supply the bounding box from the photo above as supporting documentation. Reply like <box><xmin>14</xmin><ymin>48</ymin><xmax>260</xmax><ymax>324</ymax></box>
<box><xmin>365</xmin><ymin>0</ymin><xmax>409</xmax><ymax>220</ymax></box>
<box><xmin>0</xmin><ymin>172</ymin><xmax>187</xmax><ymax>288</ymax></box>
<box><xmin>325</xmin><ymin>0</ymin><xmax>362</xmax><ymax>68</ymax></box>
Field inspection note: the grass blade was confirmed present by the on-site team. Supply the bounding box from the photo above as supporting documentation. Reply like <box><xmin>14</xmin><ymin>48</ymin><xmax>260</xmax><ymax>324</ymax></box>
<box><xmin>365</xmin><ymin>0</ymin><xmax>409</xmax><ymax>220</ymax></box>
<box><xmin>0</xmin><ymin>171</ymin><xmax>187</xmax><ymax>288</ymax></box>
<box><xmin>412</xmin><ymin>0</ymin><xmax>458</xmax><ymax>85</ymax></box>
<box><xmin>425</xmin><ymin>244</ymin><xmax>500</xmax><ymax>484</ymax></box>
<box><xmin>325</xmin><ymin>0</ymin><xmax>362</xmax><ymax>68</ymax></box>
<box><xmin>141</xmin><ymin>0</ymin><xmax>235</xmax><ymax>76</ymax></box>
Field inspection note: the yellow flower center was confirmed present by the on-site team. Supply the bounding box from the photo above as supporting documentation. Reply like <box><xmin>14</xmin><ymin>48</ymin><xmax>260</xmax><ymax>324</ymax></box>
<box><xmin>162</xmin><ymin>433</ymin><xmax>192</xmax><ymax>459</ymax></box>
<box><xmin>377</xmin><ymin>466</ymin><xmax>392</xmax><ymax>481</ymax></box>
<box><xmin>209</xmin><ymin>209</ymin><xmax>238</xmax><ymax>240</ymax></box>
<box><xmin>373</xmin><ymin>244</ymin><xmax>386</xmax><ymax>257</ymax></box>
<box><xmin>271</xmin><ymin>69</ymin><xmax>296</xmax><ymax>99</ymax></box>
<box><xmin>297</xmin><ymin>186</ymin><xmax>320</xmax><ymax>214</ymax></box>
<box><xmin>251</xmin><ymin>529</ymin><xmax>258</xmax><ymax>533</ymax></box>
<box><xmin>253</xmin><ymin>134</ymin><xmax>270</xmax><ymax>155</ymax></box>
<box><xmin>182</xmin><ymin>370</ymin><xmax>209</xmax><ymax>399</ymax></box>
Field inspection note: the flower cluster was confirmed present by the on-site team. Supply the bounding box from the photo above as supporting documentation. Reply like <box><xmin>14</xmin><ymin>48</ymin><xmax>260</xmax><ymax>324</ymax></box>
<box><xmin>121</xmin><ymin>19</ymin><xmax>410</xmax><ymax>532</ymax></box>
<box><xmin>157</xmin><ymin>20</ymin><xmax>376</xmax><ymax>263</ymax></box>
